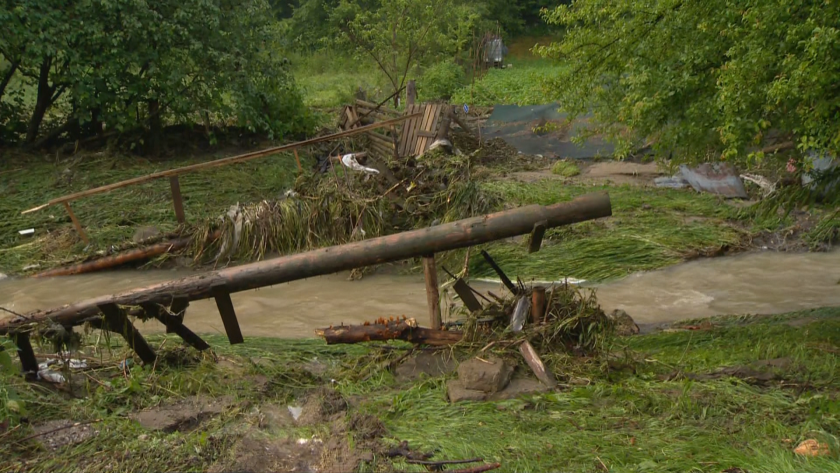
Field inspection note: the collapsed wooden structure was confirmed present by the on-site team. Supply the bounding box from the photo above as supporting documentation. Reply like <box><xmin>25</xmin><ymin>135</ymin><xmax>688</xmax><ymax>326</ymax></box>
<box><xmin>20</xmin><ymin>114</ymin><xmax>421</xmax><ymax>242</ymax></box>
<box><xmin>2</xmin><ymin>193</ymin><xmax>612</xmax><ymax>373</ymax></box>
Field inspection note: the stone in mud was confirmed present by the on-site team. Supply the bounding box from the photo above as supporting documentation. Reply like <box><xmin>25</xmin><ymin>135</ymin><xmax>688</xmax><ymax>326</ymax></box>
<box><xmin>395</xmin><ymin>351</ymin><xmax>457</xmax><ymax>382</ymax></box>
<box><xmin>132</xmin><ymin>226</ymin><xmax>161</xmax><ymax>243</ymax></box>
<box><xmin>487</xmin><ymin>378</ymin><xmax>550</xmax><ymax>401</ymax></box>
<box><xmin>457</xmin><ymin>357</ymin><xmax>513</xmax><ymax>393</ymax></box>
<box><xmin>447</xmin><ymin>379</ymin><xmax>487</xmax><ymax>403</ymax></box>
<box><xmin>609</xmin><ymin>309</ymin><xmax>640</xmax><ymax>336</ymax></box>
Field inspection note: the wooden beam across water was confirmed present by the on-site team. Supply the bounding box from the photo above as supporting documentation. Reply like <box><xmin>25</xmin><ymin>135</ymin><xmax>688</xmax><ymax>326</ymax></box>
<box><xmin>0</xmin><ymin>193</ymin><xmax>611</xmax><ymax>336</ymax></box>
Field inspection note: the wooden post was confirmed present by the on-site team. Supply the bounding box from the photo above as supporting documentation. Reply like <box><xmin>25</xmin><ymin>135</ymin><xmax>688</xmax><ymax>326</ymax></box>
<box><xmin>531</xmin><ymin>286</ymin><xmax>546</xmax><ymax>324</ymax></box>
<box><xmin>13</xmin><ymin>332</ymin><xmax>38</xmax><ymax>375</ymax></box>
<box><xmin>293</xmin><ymin>149</ymin><xmax>303</xmax><ymax>172</ymax></box>
<box><xmin>169</xmin><ymin>176</ymin><xmax>186</xmax><ymax>225</ymax></box>
<box><xmin>452</xmin><ymin>279</ymin><xmax>483</xmax><ymax>312</ymax></box>
<box><xmin>211</xmin><ymin>283</ymin><xmax>244</xmax><ymax>345</ymax></box>
<box><xmin>423</xmin><ymin>254</ymin><xmax>442</xmax><ymax>329</ymax></box>
<box><xmin>96</xmin><ymin>303</ymin><xmax>157</xmax><ymax>364</ymax></box>
<box><xmin>528</xmin><ymin>220</ymin><xmax>547</xmax><ymax>253</ymax></box>
<box><xmin>63</xmin><ymin>201</ymin><xmax>89</xmax><ymax>244</ymax></box>
<box><xmin>407</xmin><ymin>80</ymin><xmax>416</xmax><ymax>106</ymax></box>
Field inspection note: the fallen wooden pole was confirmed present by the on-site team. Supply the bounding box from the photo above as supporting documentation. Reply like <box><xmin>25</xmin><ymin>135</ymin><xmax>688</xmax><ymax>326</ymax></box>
<box><xmin>22</xmin><ymin>113</ymin><xmax>422</xmax><ymax>215</ymax></box>
<box><xmin>0</xmin><ymin>193</ymin><xmax>611</xmax><ymax>335</ymax></box>
<box><xmin>31</xmin><ymin>230</ymin><xmax>220</xmax><ymax>278</ymax></box>
<box><xmin>316</xmin><ymin>319</ymin><xmax>462</xmax><ymax>346</ymax></box>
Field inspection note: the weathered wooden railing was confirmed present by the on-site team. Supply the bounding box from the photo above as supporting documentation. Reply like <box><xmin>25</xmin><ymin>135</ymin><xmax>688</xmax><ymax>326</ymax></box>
<box><xmin>3</xmin><ymin>193</ymin><xmax>612</xmax><ymax>372</ymax></box>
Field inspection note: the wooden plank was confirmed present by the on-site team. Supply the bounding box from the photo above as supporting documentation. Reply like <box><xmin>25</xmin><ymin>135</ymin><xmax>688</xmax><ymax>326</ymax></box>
<box><xmin>13</xmin><ymin>332</ymin><xmax>38</xmax><ymax>375</ymax></box>
<box><xmin>412</xmin><ymin>105</ymin><xmax>431</xmax><ymax>155</ymax></box>
<box><xmin>452</xmin><ymin>278</ymin><xmax>483</xmax><ymax>312</ymax></box>
<box><xmin>480</xmin><ymin>250</ymin><xmax>519</xmax><ymax>295</ymax></box>
<box><xmin>23</xmin><ymin>113</ymin><xmax>423</xmax><ymax>214</ymax></box>
<box><xmin>531</xmin><ymin>286</ymin><xmax>546</xmax><ymax>324</ymax></box>
<box><xmin>63</xmin><ymin>202</ymin><xmax>89</xmax><ymax>244</ymax></box>
<box><xmin>169</xmin><ymin>176</ymin><xmax>186</xmax><ymax>225</ymax></box>
<box><xmin>425</xmin><ymin>104</ymin><xmax>443</xmax><ymax>152</ymax></box>
<box><xmin>408</xmin><ymin>105</ymin><xmax>428</xmax><ymax>156</ymax></box>
<box><xmin>416</xmin><ymin>131</ymin><xmax>436</xmax><ymax>138</ymax></box>
<box><xmin>528</xmin><ymin>220</ymin><xmax>547</xmax><ymax>253</ymax></box>
<box><xmin>390</xmin><ymin>125</ymin><xmax>400</xmax><ymax>159</ymax></box>
<box><xmin>97</xmin><ymin>303</ymin><xmax>157</xmax><ymax>364</ymax></box>
<box><xmin>293</xmin><ymin>149</ymin><xmax>303</xmax><ymax>172</ymax></box>
<box><xmin>416</xmin><ymin>104</ymin><xmax>437</xmax><ymax>155</ymax></box>
<box><xmin>140</xmin><ymin>301</ymin><xmax>209</xmax><ymax>351</ymax></box>
<box><xmin>520</xmin><ymin>340</ymin><xmax>557</xmax><ymax>388</ymax></box>
<box><xmin>423</xmin><ymin>255</ymin><xmax>442</xmax><ymax>329</ymax></box>
<box><xmin>398</xmin><ymin>105</ymin><xmax>416</xmax><ymax>156</ymax></box>
<box><xmin>211</xmin><ymin>283</ymin><xmax>244</xmax><ymax>345</ymax></box>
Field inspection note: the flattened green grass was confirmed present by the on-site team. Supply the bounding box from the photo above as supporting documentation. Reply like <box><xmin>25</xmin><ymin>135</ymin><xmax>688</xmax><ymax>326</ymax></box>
<box><xmin>3</xmin><ymin>308</ymin><xmax>839</xmax><ymax>473</ymax></box>
<box><xmin>0</xmin><ymin>150</ymin><xmax>308</xmax><ymax>273</ymax></box>
<box><xmin>469</xmin><ymin>180</ymin><xmax>746</xmax><ymax>282</ymax></box>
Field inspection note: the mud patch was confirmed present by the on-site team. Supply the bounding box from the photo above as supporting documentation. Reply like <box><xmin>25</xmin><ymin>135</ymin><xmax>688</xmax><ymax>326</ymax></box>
<box><xmin>297</xmin><ymin>387</ymin><xmax>348</xmax><ymax>427</ymax></box>
<box><xmin>32</xmin><ymin>420</ymin><xmax>100</xmax><ymax>451</ymax></box>
<box><xmin>579</xmin><ymin>161</ymin><xmax>662</xmax><ymax>186</ymax></box>
<box><xmin>210</xmin><ymin>434</ymin><xmax>322</xmax><ymax>473</ymax></box>
<box><xmin>665</xmin><ymin>358</ymin><xmax>797</xmax><ymax>385</ymax></box>
<box><xmin>317</xmin><ymin>414</ymin><xmax>379</xmax><ymax>473</ymax></box>
<box><xmin>131</xmin><ymin>395</ymin><xmax>235</xmax><ymax>432</ymax></box>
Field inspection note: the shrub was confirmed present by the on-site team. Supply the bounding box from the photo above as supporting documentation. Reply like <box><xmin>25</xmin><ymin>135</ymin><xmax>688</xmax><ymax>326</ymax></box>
<box><xmin>420</xmin><ymin>60</ymin><xmax>466</xmax><ymax>101</ymax></box>
<box><xmin>551</xmin><ymin>160</ymin><xmax>580</xmax><ymax>177</ymax></box>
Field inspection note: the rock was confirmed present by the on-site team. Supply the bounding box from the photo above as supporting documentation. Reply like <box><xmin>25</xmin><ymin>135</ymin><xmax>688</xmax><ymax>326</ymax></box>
<box><xmin>794</xmin><ymin>439</ymin><xmax>830</xmax><ymax>457</ymax></box>
<box><xmin>609</xmin><ymin>309</ymin><xmax>640</xmax><ymax>336</ymax></box>
<box><xmin>446</xmin><ymin>380</ymin><xmax>487</xmax><ymax>403</ymax></box>
<box><xmin>457</xmin><ymin>357</ymin><xmax>513</xmax><ymax>393</ymax></box>
<box><xmin>487</xmin><ymin>378</ymin><xmax>550</xmax><ymax>401</ymax></box>
<box><xmin>395</xmin><ymin>351</ymin><xmax>457</xmax><ymax>382</ymax></box>
<box><xmin>132</xmin><ymin>226</ymin><xmax>161</xmax><ymax>243</ymax></box>
<box><xmin>0</xmin><ymin>273</ymin><xmax>8</xmax><ymax>281</ymax></box>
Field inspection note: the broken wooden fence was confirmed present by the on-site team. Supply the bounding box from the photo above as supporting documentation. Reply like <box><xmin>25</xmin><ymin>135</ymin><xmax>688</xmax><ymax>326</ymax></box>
<box><xmin>21</xmin><ymin>114</ymin><xmax>421</xmax><ymax>242</ymax></box>
<box><xmin>2</xmin><ymin>193</ymin><xmax>612</xmax><ymax>373</ymax></box>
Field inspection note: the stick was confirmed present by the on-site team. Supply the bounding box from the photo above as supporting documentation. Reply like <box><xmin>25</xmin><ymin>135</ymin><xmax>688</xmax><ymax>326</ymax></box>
<box><xmin>406</xmin><ymin>458</ymin><xmax>482</xmax><ymax>466</ymax></box>
<box><xmin>449</xmin><ymin>463</ymin><xmax>502</xmax><ymax>473</ymax></box>
<box><xmin>480</xmin><ymin>250</ymin><xmax>518</xmax><ymax>295</ymax></box>
<box><xmin>519</xmin><ymin>340</ymin><xmax>557</xmax><ymax>388</ymax></box>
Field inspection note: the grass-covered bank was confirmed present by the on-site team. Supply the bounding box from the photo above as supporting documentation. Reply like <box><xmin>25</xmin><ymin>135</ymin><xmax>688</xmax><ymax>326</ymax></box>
<box><xmin>2</xmin><ymin>145</ymin><xmax>833</xmax><ymax>282</ymax></box>
<box><xmin>0</xmin><ymin>147</ymin><xmax>313</xmax><ymax>274</ymax></box>
<box><xmin>3</xmin><ymin>307</ymin><xmax>840</xmax><ymax>472</ymax></box>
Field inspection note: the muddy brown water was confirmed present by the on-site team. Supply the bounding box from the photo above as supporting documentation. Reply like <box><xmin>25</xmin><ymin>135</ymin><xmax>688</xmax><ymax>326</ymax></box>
<box><xmin>1</xmin><ymin>250</ymin><xmax>838</xmax><ymax>338</ymax></box>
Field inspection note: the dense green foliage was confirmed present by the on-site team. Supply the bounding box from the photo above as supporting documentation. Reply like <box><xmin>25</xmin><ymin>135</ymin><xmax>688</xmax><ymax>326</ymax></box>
<box><xmin>0</xmin><ymin>0</ymin><xmax>313</xmax><ymax>148</ymax></box>
<box><xmin>537</xmin><ymin>0</ymin><xmax>840</xmax><ymax>167</ymax></box>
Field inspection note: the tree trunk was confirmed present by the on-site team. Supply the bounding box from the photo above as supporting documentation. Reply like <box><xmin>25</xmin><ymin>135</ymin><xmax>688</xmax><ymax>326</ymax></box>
<box><xmin>26</xmin><ymin>57</ymin><xmax>54</xmax><ymax>143</ymax></box>
<box><xmin>317</xmin><ymin>319</ymin><xmax>463</xmax><ymax>346</ymax></box>
<box><xmin>147</xmin><ymin>99</ymin><xmax>162</xmax><ymax>157</ymax></box>
<box><xmin>0</xmin><ymin>60</ymin><xmax>19</xmax><ymax>101</ymax></box>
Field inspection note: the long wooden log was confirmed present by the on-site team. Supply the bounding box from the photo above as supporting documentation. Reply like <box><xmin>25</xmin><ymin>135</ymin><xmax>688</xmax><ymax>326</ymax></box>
<box><xmin>316</xmin><ymin>319</ymin><xmax>462</xmax><ymax>346</ymax></box>
<box><xmin>31</xmin><ymin>230</ymin><xmax>221</xmax><ymax>278</ymax></box>
<box><xmin>0</xmin><ymin>193</ymin><xmax>611</xmax><ymax>335</ymax></box>
<box><xmin>32</xmin><ymin>238</ymin><xmax>191</xmax><ymax>278</ymax></box>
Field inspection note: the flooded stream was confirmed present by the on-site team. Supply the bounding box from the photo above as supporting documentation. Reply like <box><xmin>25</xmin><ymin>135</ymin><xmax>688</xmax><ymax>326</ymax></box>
<box><xmin>1</xmin><ymin>250</ymin><xmax>838</xmax><ymax>338</ymax></box>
